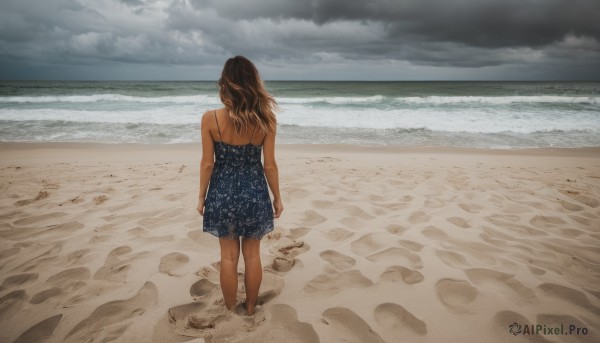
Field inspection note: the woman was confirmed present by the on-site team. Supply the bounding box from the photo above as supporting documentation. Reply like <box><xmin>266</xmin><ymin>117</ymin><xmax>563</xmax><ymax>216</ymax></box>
<box><xmin>197</xmin><ymin>56</ymin><xmax>283</xmax><ymax>316</ymax></box>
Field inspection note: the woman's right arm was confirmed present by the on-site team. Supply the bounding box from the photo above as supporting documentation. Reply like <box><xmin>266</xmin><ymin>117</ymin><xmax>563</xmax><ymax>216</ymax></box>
<box><xmin>197</xmin><ymin>111</ymin><xmax>215</xmax><ymax>216</ymax></box>
<box><xmin>262</xmin><ymin>127</ymin><xmax>283</xmax><ymax>218</ymax></box>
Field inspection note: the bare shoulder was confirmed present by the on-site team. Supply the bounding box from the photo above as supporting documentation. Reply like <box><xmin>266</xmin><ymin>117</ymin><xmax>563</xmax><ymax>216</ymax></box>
<box><xmin>202</xmin><ymin>110</ymin><xmax>214</xmax><ymax>119</ymax></box>
<box><xmin>201</xmin><ymin>109</ymin><xmax>218</xmax><ymax>126</ymax></box>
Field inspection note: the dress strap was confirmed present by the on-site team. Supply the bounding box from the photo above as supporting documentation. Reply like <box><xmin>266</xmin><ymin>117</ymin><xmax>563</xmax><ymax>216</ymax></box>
<box><xmin>249</xmin><ymin>126</ymin><xmax>256</xmax><ymax>144</ymax></box>
<box><xmin>213</xmin><ymin>110</ymin><xmax>222</xmax><ymax>140</ymax></box>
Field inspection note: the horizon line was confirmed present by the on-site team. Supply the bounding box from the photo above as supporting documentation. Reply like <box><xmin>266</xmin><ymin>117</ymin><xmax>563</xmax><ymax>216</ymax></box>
<box><xmin>1</xmin><ymin>79</ymin><xmax>599</xmax><ymax>82</ymax></box>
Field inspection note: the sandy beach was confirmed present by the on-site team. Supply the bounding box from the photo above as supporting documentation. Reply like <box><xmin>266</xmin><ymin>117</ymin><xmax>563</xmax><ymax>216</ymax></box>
<box><xmin>0</xmin><ymin>142</ymin><xmax>599</xmax><ymax>343</ymax></box>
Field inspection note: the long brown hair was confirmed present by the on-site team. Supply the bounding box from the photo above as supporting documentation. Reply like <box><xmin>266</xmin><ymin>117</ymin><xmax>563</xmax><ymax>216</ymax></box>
<box><xmin>218</xmin><ymin>56</ymin><xmax>278</xmax><ymax>135</ymax></box>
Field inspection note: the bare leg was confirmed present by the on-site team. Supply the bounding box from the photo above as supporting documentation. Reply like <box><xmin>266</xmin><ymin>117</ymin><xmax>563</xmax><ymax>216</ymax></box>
<box><xmin>241</xmin><ymin>237</ymin><xmax>262</xmax><ymax>315</ymax></box>
<box><xmin>219</xmin><ymin>237</ymin><xmax>240</xmax><ymax>311</ymax></box>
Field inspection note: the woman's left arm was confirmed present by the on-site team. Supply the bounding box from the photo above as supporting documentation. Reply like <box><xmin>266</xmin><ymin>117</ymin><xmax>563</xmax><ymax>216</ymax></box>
<box><xmin>197</xmin><ymin>111</ymin><xmax>215</xmax><ymax>215</ymax></box>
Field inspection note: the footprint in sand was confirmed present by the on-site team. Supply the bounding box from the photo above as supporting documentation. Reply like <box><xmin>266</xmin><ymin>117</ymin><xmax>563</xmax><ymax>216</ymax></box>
<box><xmin>422</xmin><ymin>226</ymin><xmax>448</xmax><ymax>240</ymax></box>
<box><xmin>167</xmin><ymin>279</ymin><xmax>220</xmax><ymax>330</ymax></box>
<box><xmin>12</xmin><ymin>212</ymin><xmax>67</xmax><ymax>226</ymax></box>
<box><xmin>129</xmin><ymin>226</ymin><xmax>174</xmax><ymax>243</ymax></box>
<box><xmin>93</xmin><ymin>246</ymin><xmax>148</xmax><ymax>283</ymax></box>
<box><xmin>528</xmin><ymin>265</ymin><xmax>547</xmax><ymax>276</ymax></box>
<box><xmin>311</xmin><ymin>200</ymin><xmax>333</xmax><ymax>209</ymax></box>
<box><xmin>0</xmin><ymin>273</ymin><xmax>38</xmax><ymax>292</ymax></box>
<box><xmin>0</xmin><ymin>290</ymin><xmax>27</xmax><ymax>322</ymax></box>
<box><xmin>14</xmin><ymin>190</ymin><xmax>49</xmax><ymax>206</ymax></box>
<box><xmin>377</xmin><ymin>202</ymin><xmax>411</xmax><ymax>212</ymax></box>
<box><xmin>529</xmin><ymin>215</ymin><xmax>566</xmax><ymax>229</ymax></box>
<box><xmin>350</xmin><ymin>233</ymin><xmax>391</xmax><ymax>256</ymax></box>
<box><xmin>398</xmin><ymin>240</ymin><xmax>424</xmax><ymax>252</ymax></box>
<box><xmin>436</xmin><ymin>279</ymin><xmax>479</xmax><ymax>314</ymax></box>
<box><xmin>374</xmin><ymin>302</ymin><xmax>427</xmax><ymax>336</ymax></box>
<box><xmin>380</xmin><ymin>266</ymin><xmax>424</xmax><ymax>284</ymax></box>
<box><xmin>464</xmin><ymin>268</ymin><xmax>537</xmax><ymax>305</ymax></box>
<box><xmin>320</xmin><ymin>250</ymin><xmax>356</xmax><ymax>270</ymax></box>
<box><xmin>304</xmin><ymin>270</ymin><xmax>373</xmax><ymax>296</ymax></box>
<box><xmin>339</xmin><ymin>216</ymin><xmax>363</xmax><ymax>230</ymax></box>
<box><xmin>386</xmin><ymin>224</ymin><xmax>407</xmax><ymax>236</ymax></box>
<box><xmin>447</xmin><ymin>216</ymin><xmax>470</xmax><ymax>229</ymax></box>
<box><xmin>12</xmin><ymin>314</ymin><xmax>63</xmax><ymax>343</ymax></box>
<box><xmin>559</xmin><ymin>190</ymin><xmax>600</xmax><ymax>209</ymax></box>
<box><xmin>196</xmin><ymin>264</ymin><xmax>221</xmax><ymax>284</ymax></box>
<box><xmin>46</xmin><ymin>267</ymin><xmax>90</xmax><ymax>286</ymax></box>
<box><xmin>169</xmin><ymin>302</ymin><xmax>217</xmax><ymax>330</ymax></box>
<box><xmin>559</xmin><ymin>228</ymin><xmax>585</xmax><ymax>237</ymax></box>
<box><xmin>269</xmin><ymin>240</ymin><xmax>309</xmax><ymax>273</ymax></box>
<box><xmin>571</xmin><ymin>194</ymin><xmax>599</xmax><ymax>208</ymax></box>
<box><xmin>342</xmin><ymin>205</ymin><xmax>375</xmax><ymax>220</ymax></box>
<box><xmin>163</xmin><ymin>192</ymin><xmax>186</xmax><ymax>201</ymax></box>
<box><xmin>435</xmin><ymin>249</ymin><xmax>469</xmax><ymax>268</ymax></box>
<box><xmin>367</xmin><ymin>247</ymin><xmax>423</xmax><ymax>269</ymax></box>
<box><xmin>324</xmin><ymin>227</ymin><xmax>355</xmax><ymax>242</ymax></box>
<box><xmin>30</xmin><ymin>288</ymin><xmax>67</xmax><ymax>304</ymax></box>
<box><xmin>159</xmin><ymin>252</ymin><xmax>190</xmax><ymax>277</ymax></box>
<box><xmin>65</xmin><ymin>282</ymin><xmax>158</xmax><ymax>343</ymax></box>
<box><xmin>254</xmin><ymin>304</ymin><xmax>320</xmax><ymax>342</ymax></box>
<box><xmin>458</xmin><ymin>203</ymin><xmax>482</xmax><ymax>214</ymax></box>
<box><xmin>320</xmin><ymin>307</ymin><xmax>385</xmax><ymax>343</ymax></box>
<box><xmin>485</xmin><ymin>216</ymin><xmax>547</xmax><ymax>237</ymax></box>
<box><xmin>190</xmin><ymin>279</ymin><xmax>218</xmax><ymax>299</ymax></box>
<box><xmin>93</xmin><ymin>195</ymin><xmax>109</xmax><ymax>205</ymax></box>
<box><xmin>424</xmin><ymin>197</ymin><xmax>445</xmax><ymax>209</ymax></box>
<box><xmin>369</xmin><ymin>194</ymin><xmax>387</xmax><ymax>202</ymax></box>
<box><xmin>487</xmin><ymin>213</ymin><xmax>522</xmax><ymax>222</ymax></box>
<box><xmin>68</xmin><ymin>195</ymin><xmax>84</xmax><ymax>205</ymax></box>
<box><xmin>283</xmin><ymin>186</ymin><xmax>310</xmax><ymax>199</ymax></box>
<box><xmin>288</xmin><ymin>227</ymin><xmax>311</xmax><ymax>240</ymax></box>
<box><xmin>408</xmin><ymin>211</ymin><xmax>431</xmax><ymax>224</ymax></box>
<box><xmin>559</xmin><ymin>199</ymin><xmax>584</xmax><ymax>211</ymax></box>
<box><xmin>301</xmin><ymin>210</ymin><xmax>327</xmax><ymax>226</ymax></box>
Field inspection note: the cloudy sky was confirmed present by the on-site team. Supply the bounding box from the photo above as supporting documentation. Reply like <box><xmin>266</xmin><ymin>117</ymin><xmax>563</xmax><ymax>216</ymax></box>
<box><xmin>1</xmin><ymin>0</ymin><xmax>599</xmax><ymax>80</ymax></box>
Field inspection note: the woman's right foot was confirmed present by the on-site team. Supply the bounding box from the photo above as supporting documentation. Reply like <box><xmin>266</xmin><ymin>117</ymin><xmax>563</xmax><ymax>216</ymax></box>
<box><xmin>243</xmin><ymin>302</ymin><xmax>256</xmax><ymax>316</ymax></box>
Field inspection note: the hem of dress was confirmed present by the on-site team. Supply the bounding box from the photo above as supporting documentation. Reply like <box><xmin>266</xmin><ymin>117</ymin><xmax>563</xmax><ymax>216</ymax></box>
<box><xmin>203</xmin><ymin>226</ymin><xmax>274</xmax><ymax>240</ymax></box>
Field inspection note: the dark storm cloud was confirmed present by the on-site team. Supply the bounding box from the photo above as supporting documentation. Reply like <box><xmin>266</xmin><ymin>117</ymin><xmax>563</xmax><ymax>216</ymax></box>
<box><xmin>0</xmin><ymin>0</ymin><xmax>599</xmax><ymax>79</ymax></box>
<box><xmin>192</xmin><ymin>0</ymin><xmax>600</xmax><ymax>48</ymax></box>
<box><xmin>120</xmin><ymin>0</ymin><xmax>145</xmax><ymax>6</ymax></box>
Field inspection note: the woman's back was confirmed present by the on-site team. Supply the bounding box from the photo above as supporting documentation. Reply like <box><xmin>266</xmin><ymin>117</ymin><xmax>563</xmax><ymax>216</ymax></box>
<box><xmin>212</xmin><ymin>109</ymin><xmax>265</xmax><ymax>147</ymax></box>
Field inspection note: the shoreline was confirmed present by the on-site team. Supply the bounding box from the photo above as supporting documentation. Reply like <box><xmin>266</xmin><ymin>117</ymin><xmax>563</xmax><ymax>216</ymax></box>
<box><xmin>2</xmin><ymin>142</ymin><xmax>599</xmax><ymax>172</ymax></box>
<box><xmin>2</xmin><ymin>141</ymin><xmax>600</xmax><ymax>156</ymax></box>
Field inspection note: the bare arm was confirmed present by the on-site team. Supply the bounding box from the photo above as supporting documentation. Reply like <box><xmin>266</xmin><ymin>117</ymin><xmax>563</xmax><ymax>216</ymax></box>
<box><xmin>197</xmin><ymin>111</ymin><xmax>215</xmax><ymax>215</ymax></box>
<box><xmin>262</xmin><ymin>126</ymin><xmax>283</xmax><ymax>218</ymax></box>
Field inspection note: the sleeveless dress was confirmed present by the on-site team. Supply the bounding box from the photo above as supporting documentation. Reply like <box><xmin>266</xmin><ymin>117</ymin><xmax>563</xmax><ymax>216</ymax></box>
<box><xmin>203</xmin><ymin>111</ymin><xmax>274</xmax><ymax>240</ymax></box>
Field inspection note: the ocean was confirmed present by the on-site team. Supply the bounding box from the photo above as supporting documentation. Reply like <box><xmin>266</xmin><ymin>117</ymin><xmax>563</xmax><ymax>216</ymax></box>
<box><xmin>1</xmin><ymin>81</ymin><xmax>599</xmax><ymax>148</ymax></box>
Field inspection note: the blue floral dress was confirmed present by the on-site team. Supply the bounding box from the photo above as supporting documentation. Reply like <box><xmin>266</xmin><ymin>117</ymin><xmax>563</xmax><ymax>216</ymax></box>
<box><xmin>203</xmin><ymin>111</ymin><xmax>274</xmax><ymax>240</ymax></box>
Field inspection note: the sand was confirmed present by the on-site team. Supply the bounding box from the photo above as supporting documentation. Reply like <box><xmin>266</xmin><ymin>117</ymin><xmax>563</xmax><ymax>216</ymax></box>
<box><xmin>0</xmin><ymin>142</ymin><xmax>599</xmax><ymax>343</ymax></box>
